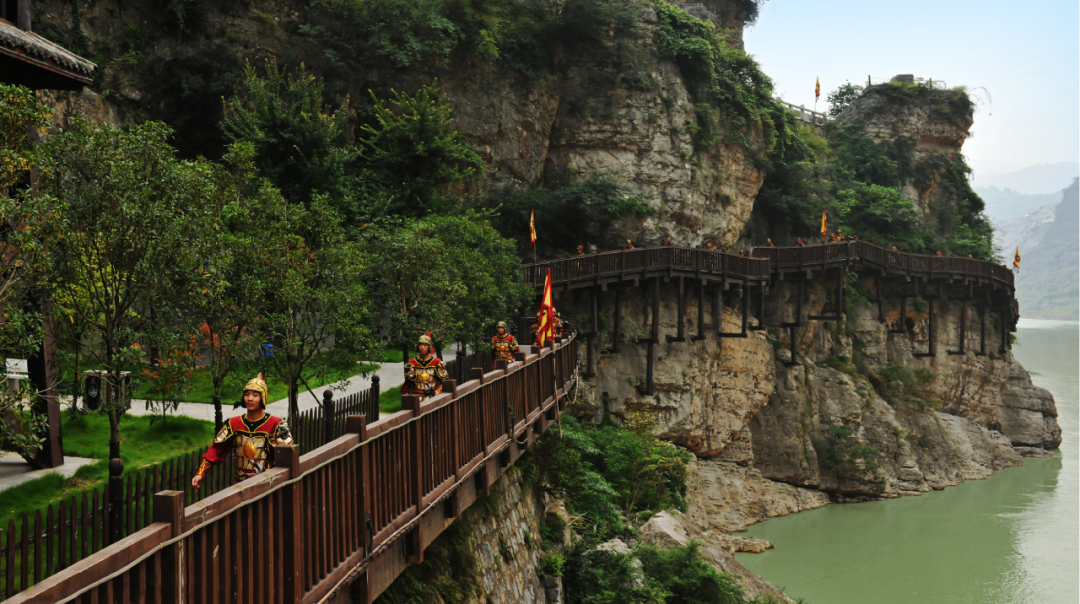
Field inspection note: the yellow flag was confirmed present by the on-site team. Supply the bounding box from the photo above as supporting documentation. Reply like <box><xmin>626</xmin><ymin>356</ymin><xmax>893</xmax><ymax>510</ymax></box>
<box><xmin>537</xmin><ymin>269</ymin><xmax>553</xmax><ymax>347</ymax></box>
<box><xmin>1013</xmin><ymin>247</ymin><xmax>1021</xmax><ymax>271</ymax></box>
<box><xmin>820</xmin><ymin>210</ymin><xmax>827</xmax><ymax>241</ymax></box>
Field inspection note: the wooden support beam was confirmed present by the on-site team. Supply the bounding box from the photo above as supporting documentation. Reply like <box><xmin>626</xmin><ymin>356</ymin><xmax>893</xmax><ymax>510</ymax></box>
<box><xmin>948</xmin><ymin>299</ymin><xmax>968</xmax><ymax>356</ymax></box>
<box><xmin>718</xmin><ymin>282</ymin><xmax>747</xmax><ymax>338</ymax></box>
<box><xmin>667</xmin><ymin>276</ymin><xmax>686</xmax><ymax>343</ymax></box>
<box><xmin>784</xmin><ymin>325</ymin><xmax>800</xmax><ymax>367</ymax></box>
<box><xmin>875</xmin><ymin>274</ymin><xmax>886</xmax><ymax>323</ymax></box>
<box><xmin>637</xmin><ymin>276</ymin><xmax>660</xmax><ymax>395</ymax></box>
<box><xmin>691</xmin><ymin>281</ymin><xmax>707</xmax><ymax>341</ymax></box>
<box><xmin>603</xmin><ymin>287</ymin><xmax>622</xmax><ymax>353</ymax></box>
<box><xmin>749</xmin><ymin>283</ymin><xmax>767</xmax><ymax>331</ymax></box>
<box><xmin>780</xmin><ymin>274</ymin><xmax>804</xmax><ymax>328</ymax></box>
<box><xmin>584</xmin><ymin>285</ymin><xmax>598</xmax><ymax>378</ymax></box>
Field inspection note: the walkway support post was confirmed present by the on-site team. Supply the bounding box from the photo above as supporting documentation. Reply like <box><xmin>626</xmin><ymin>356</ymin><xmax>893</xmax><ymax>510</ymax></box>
<box><xmin>691</xmin><ymin>281</ymin><xmax>706</xmax><ymax>341</ymax></box>
<box><xmin>667</xmin><ymin>276</ymin><xmax>686</xmax><ymax>343</ymax></box>
<box><xmin>636</xmin><ymin>276</ymin><xmax>660</xmax><ymax>395</ymax></box>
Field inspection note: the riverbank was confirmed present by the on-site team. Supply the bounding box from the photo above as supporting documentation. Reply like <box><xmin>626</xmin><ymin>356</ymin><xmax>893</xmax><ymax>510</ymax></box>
<box><xmin>734</xmin><ymin>318</ymin><xmax>1079</xmax><ymax>603</ymax></box>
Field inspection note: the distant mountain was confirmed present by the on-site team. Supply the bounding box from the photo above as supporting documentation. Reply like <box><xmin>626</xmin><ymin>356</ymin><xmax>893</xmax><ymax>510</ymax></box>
<box><xmin>994</xmin><ymin>178</ymin><xmax>1079</xmax><ymax>320</ymax></box>
<box><xmin>972</xmin><ymin>161</ymin><xmax>1079</xmax><ymax>195</ymax></box>
<box><xmin>976</xmin><ymin>186</ymin><xmax>1061</xmax><ymax>222</ymax></box>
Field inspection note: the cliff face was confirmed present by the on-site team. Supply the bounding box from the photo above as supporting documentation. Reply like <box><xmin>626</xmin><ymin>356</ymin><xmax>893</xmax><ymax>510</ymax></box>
<box><xmin>33</xmin><ymin>0</ymin><xmax>767</xmax><ymax>250</ymax></box>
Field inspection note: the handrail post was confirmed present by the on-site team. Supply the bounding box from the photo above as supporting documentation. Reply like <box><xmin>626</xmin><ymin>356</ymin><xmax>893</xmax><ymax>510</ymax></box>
<box><xmin>370</xmin><ymin>375</ymin><xmax>381</xmax><ymax>422</ymax></box>
<box><xmin>154</xmin><ymin>490</ymin><xmax>185</xmax><ymax>604</ymax></box>
<box><xmin>322</xmin><ymin>389</ymin><xmax>335</xmax><ymax>445</ymax></box>
<box><xmin>400</xmin><ymin>394</ymin><xmax>424</xmax><ymax>563</ymax></box>
<box><xmin>275</xmin><ymin>444</ymin><xmax>304</xmax><ymax>603</ymax></box>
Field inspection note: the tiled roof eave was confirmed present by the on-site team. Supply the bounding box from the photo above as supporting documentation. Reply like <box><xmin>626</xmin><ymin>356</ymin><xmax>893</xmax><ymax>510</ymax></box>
<box><xmin>0</xmin><ymin>18</ymin><xmax>96</xmax><ymax>79</ymax></box>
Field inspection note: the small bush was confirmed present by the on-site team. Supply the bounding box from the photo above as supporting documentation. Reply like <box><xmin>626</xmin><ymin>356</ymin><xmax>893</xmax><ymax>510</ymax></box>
<box><xmin>814</xmin><ymin>426</ymin><xmax>883</xmax><ymax>486</ymax></box>
<box><xmin>871</xmin><ymin>365</ymin><xmax>937</xmax><ymax>410</ymax></box>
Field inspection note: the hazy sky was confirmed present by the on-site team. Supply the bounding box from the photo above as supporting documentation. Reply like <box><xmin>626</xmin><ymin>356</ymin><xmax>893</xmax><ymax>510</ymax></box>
<box><xmin>744</xmin><ymin>0</ymin><xmax>1079</xmax><ymax>178</ymax></box>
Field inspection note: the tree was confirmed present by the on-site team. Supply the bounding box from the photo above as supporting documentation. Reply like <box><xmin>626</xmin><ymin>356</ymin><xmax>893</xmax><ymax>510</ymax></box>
<box><xmin>357</xmin><ymin>84</ymin><xmax>483</xmax><ymax>219</ymax></box>
<box><xmin>827</xmin><ymin>81</ymin><xmax>863</xmax><ymax>117</ymax></box>
<box><xmin>39</xmin><ymin>119</ymin><xmax>216</xmax><ymax>460</ymax></box>
<box><xmin>222</xmin><ymin>60</ymin><xmax>358</xmax><ymax>221</ymax></box>
<box><xmin>362</xmin><ymin>213</ymin><xmax>531</xmax><ymax>354</ymax></box>
<box><xmin>261</xmin><ymin>195</ymin><xmax>373</xmax><ymax>417</ymax></box>
<box><xmin>187</xmin><ymin>142</ymin><xmax>295</xmax><ymax>428</ymax></box>
<box><xmin>0</xmin><ymin>84</ymin><xmax>54</xmax><ymax>462</ymax></box>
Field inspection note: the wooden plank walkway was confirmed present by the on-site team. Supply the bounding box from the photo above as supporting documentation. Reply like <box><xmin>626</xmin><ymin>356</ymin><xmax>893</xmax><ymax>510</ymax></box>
<box><xmin>3</xmin><ymin>335</ymin><xmax>579</xmax><ymax>604</ymax></box>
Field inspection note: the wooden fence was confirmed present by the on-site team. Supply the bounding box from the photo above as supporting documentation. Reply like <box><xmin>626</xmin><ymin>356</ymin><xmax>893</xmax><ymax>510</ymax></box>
<box><xmin>523</xmin><ymin>246</ymin><xmax>770</xmax><ymax>286</ymax></box>
<box><xmin>3</xmin><ymin>332</ymin><xmax>578</xmax><ymax>604</ymax></box>
<box><xmin>0</xmin><ymin>376</ymin><xmax>383</xmax><ymax>600</ymax></box>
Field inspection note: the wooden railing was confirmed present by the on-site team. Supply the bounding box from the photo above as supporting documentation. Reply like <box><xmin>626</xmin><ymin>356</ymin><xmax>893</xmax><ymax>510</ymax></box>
<box><xmin>751</xmin><ymin>241</ymin><xmax>1015</xmax><ymax>288</ymax></box>
<box><xmin>4</xmin><ymin>333</ymin><xmax>579</xmax><ymax>604</ymax></box>
<box><xmin>523</xmin><ymin>246</ymin><xmax>771</xmax><ymax>286</ymax></box>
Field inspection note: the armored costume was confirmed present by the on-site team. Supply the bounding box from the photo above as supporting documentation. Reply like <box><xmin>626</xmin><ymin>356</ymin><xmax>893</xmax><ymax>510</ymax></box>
<box><xmin>196</xmin><ymin>373</ymin><xmax>293</xmax><ymax>483</ymax></box>
<box><xmin>403</xmin><ymin>333</ymin><xmax>448</xmax><ymax>401</ymax></box>
<box><xmin>491</xmin><ymin>321</ymin><xmax>520</xmax><ymax>368</ymax></box>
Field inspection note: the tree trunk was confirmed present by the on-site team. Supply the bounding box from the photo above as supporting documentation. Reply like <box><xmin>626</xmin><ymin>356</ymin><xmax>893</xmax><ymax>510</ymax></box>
<box><xmin>288</xmin><ymin>378</ymin><xmax>299</xmax><ymax>420</ymax></box>
<box><xmin>108</xmin><ymin>408</ymin><xmax>121</xmax><ymax>460</ymax></box>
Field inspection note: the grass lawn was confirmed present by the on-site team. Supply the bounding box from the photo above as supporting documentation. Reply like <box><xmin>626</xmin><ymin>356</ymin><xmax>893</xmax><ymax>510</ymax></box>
<box><xmin>57</xmin><ymin>351</ymin><xmax>378</xmax><ymax>405</ymax></box>
<box><xmin>380</xmin><ymin>384</ymin><xmax>403</xmax><ymax>414</ymax></box>
<box><xmin>0</xmin><ymin>412</ymin><xmax>214</xmax><ymax>531</ymax></box>
<box><xmin>370</xmin><ymin>348</ymin><xmax>405</xmax><ymax>364</ymax></box>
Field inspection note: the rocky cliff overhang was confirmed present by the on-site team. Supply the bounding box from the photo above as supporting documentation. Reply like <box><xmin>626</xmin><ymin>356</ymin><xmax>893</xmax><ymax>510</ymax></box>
<box><xmin>0</xmin><ymin>18</ymin><xmax>95</xmax><ymax>90</ymax></box>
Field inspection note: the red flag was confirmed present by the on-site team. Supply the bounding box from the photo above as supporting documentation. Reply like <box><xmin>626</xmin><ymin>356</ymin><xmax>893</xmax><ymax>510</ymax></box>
<box><xmin>1013</xmin><ymin>247</ymin><xmax>1021</xmax><ymax>272</ymax></box>
<box><xmin>820</xmin><ymin>210</ymin><xmax>827</xmax><ymax>241</ymax></box>
<box><xmin>815</xmin><ymin>77</ymin><xmax>821</xmax><ymax>101</ymax></box>
<box><xmin>537</xmin><ymin>269</ymin><xmax>554</xmax><ymax>347</ymax></box>
<box><xmin>529</xmin><ymin>208</ymin><xmax>537</xmax><ymax>246</ymax></box>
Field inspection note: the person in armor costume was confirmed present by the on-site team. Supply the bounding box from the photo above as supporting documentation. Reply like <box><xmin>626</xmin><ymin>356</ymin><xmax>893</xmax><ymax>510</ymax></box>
<box><xmin>193</xmin><ymin>373</ymin><xmax>293</xmax><ymax>487</ymax></box>
<box><xmin>490</xmin><ymin>321</ymin><xmax>519</xmax><ymax>368</ymax></box>
<box><xmin>403</xmin><ymin>332</ymin><xmax>448</xmax><ymax>401</ymax></box>
<box><xmin>553</xmin><ymin>311</ymin><xmax>564</xmax><ymax>338</ymax></box>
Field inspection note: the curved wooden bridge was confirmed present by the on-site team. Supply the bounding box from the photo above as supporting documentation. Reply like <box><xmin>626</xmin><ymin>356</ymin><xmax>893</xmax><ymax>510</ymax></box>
<box><xmin>525</xmin><ymin>241</ymin><xmax>1016</xmax><ymax>391</ymax></box>
<box><xmin>5</xmin><ymin>335</ymin><xmax>579</xmax><ymax>604</ymax></box>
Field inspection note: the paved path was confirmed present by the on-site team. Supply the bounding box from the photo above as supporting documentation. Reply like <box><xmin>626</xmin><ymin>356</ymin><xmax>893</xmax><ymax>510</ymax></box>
<box><xmin>123</xmin><ymin>345</ymin><xmax>463</xmax><ymax>424</ymax></box>
<box><xmin>0</xmin><ymin>451</ymin><xmax>95</xmax><ymax>493</ymax></box>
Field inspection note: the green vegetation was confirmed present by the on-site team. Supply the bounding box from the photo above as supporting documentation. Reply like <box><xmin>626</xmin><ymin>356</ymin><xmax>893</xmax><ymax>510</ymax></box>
<box><xmin>299</xmin><ymin>0</ymin><xmax>642</xmax><ymax>79</ymax></box>
<box><xmin>870</xmin><ymin>365</ymin><xmax>938</xmax><ymax>410</ymax></box>
<box><xmin>827</xmin><ymin>81</ymin><xmax>863</xmax><ymax>117</ymax></box>
<box><xmin>563</xmin><ymin>540</ymin><xmax>750</xmax><ymax>604</ymax></box>
<box><xmin>375</xmin><ymin>513</ymin><xmax>481</xmax><ymax>603</ymax></box>
<box><xmin>488</xmin><ymin>170</ymin><xmax>651</xmax><ymax>252</ymax></box>
<box><xmin>651</xmin><ymin>0</ymin><xmax>792</xmax><ymax>152</ymax></box>
<box><xmin>0</xmin><ymin>84</ymin><xmax>54</xmax><ymax>460</ymax></box>
<box><xmin>754</xmin><ymin>82</ymin><xmax>994</xmax><ymax>259</ymax></box>
<box><xmin>362</xmin><ymin>213</ymin><xmax>531</xmax><ymax>352</ymax></box>
<box><xmin>527</xmin><ymin>413</ymin><xmax>690</xmax><ymax>539</ymax></box>
<box><xmin>814</xmin><ymin>426</ymin><xmax>884</xmax><ymax>487</ymax></box>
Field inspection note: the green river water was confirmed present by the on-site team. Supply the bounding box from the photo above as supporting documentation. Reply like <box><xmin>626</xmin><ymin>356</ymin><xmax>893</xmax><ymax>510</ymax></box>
<box><xmin>735</xmin><ymin>318</ymin><xmax>1079</xmax><ymax>603</ymax></box>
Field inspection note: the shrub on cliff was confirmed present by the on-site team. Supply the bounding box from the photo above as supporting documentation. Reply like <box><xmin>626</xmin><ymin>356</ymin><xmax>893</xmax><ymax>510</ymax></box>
<box><xmin>814</xmin><ymin>426</ymin><xmax>884</xmax><ymax>487</ymax></box>
<box><xmin>526</xmin><ymin>414</ymin><xmax>691</xmax><ymax>539</ymax></box>
<box><xmin>562</xmin><ymin>541</ymin><xmax>747</xmax><ymax>604</ymax></box>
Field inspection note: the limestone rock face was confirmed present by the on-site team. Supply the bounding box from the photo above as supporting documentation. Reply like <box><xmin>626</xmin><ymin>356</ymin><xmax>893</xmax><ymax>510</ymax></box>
<box><xmin>544</xmin><ymin>52</ymin><xmax>766</xmax><ymax>250</ymax></box>
<box><xmin>575</xmin><ymin>285</ymin><xmax>775</xmax><ymax>457</ymax></box>
<box><xmin>686</xmin><ymin>458</ymin><xmax>830</xmax><ymax>533</ymax></box>
<box><xmin>748</xmin><ymin>276</ymin><xmax>1049</xmax><ymax>497</ymax></box>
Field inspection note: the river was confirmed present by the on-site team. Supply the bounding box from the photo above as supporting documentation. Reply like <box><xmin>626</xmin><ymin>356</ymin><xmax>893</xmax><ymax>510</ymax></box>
<box><xmin>735</xmin><ymin>318</ymin><xmax>1079</xmax><ymax>603</ymax></box>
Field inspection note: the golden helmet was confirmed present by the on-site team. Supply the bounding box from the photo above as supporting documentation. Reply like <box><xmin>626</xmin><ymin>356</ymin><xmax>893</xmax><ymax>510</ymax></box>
<box><xmin>417</xmin><ymin>332</ymin><xmax>433</xmax><ymax>349</ymax></box>
<box><xmin>496</xmin><ymin>320</ymin><xmax>508</xmax><ymax>330</ymax></box>
<box><xmin>243</xmin><ymin>373</ymin><xmax>269</xmax><ymax>409</ymax></box>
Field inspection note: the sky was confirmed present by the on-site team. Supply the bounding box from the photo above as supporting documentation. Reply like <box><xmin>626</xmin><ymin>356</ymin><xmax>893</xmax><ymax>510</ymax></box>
<box><xmin>743</xmin><ymin>0</ymin><xmax>1079</xmax><ymax>184</ymax></box>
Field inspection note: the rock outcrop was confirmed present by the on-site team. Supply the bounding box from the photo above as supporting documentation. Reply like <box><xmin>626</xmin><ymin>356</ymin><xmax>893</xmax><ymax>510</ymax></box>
<box><xmin>637</xmin><ymin>511</ymin><xmax>793</xmax><ymax>602</ymax></box>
